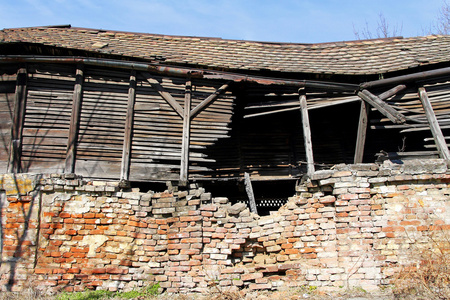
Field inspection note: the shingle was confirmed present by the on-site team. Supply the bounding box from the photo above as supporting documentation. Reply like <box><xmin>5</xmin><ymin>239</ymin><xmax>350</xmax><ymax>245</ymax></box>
<box><xmin>2</xmin><ymin>26</ymin><xmax>450</xmax><ymax>76</ymax></box>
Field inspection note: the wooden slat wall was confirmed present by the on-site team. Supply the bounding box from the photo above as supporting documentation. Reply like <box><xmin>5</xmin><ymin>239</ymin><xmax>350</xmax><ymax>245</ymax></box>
<box><xmin>75</xmin><ymin>67</ymin><xmax>129</xmax><ymax>178</ymax></box>
<box><xmin>21</xmin><ymin>64</ymin><xmax>75</xmax><ymax>173</ymax></box>
<box><xmin>0</xmin><ymin>70</ymin><xmax>17</xmax><ymax>173</ymax></box>
<box><xmin>129</xmin><ymin>76</ymin><xmax>235</xmax><ymax>181</ymax></box>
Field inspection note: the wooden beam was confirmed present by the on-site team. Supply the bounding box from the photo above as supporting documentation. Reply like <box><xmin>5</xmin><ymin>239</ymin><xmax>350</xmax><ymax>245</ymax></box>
<box><xmin>8</xmin><ymin>67</ymin><xmax>27</xmax><ymax>173</ymax></box>
<box><xmin>141</xmin><ymin>72</ymin><xmax>184</xmax><ymax>118</ymax></box>
<box><xmin>179</xmin><ymin>79</ymin><xmax>192</xmax><ymax>185</ymax></box>
<box><xmin>299</xmin><ymin>90</ymin><xmax>315</xmax><ymax>176</ymax></box>
<box><xmin>190</xmin><ymin>82</ymin><xmax>230</xmax><ymax>119</ymax></box>
<box><xmin>120</xmin><ymin>70</ymin><xmax>137</xmax><ymax>182</ymax></box>
<box><xmin>418</xmin><ymin>87</ymin><xmax>450</xmax><ymax>160</ymax></box>
<box><xmin>354</xmin><ymin>100</ymin><xmax>369</xmax><ymax>163</ymax></box>
<box><xmin>65</xmin><ymin>64</ymin><xmax>84</xmax><ymax>174</ymax></box>
<box><xmin>378</xmin><ymin>84</ymin><xmax>407</xmax><ymax>100</ymax></box>
<box><xmin>358</xmin><ymin>89</ymin><xmax>406</xmax><ymax>124</ymax></box>
<box><xmin>244</xmin><ymin>172</ymin><xmax>258</xmax><ymax>214</ymax></box>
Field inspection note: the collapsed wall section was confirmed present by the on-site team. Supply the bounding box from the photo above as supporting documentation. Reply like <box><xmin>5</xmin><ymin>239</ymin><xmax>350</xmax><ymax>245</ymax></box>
<box><xmin>0</xmin><ymin>159</ymin><xmax>449</xmax><ymax>294</ymax></box>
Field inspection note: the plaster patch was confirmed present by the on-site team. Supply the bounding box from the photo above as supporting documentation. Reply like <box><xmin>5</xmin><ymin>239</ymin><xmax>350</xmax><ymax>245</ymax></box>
<box><xmin>79</xmin><ymin>235</ymin><xmax>108</xmax><ymax>257</ymax></box>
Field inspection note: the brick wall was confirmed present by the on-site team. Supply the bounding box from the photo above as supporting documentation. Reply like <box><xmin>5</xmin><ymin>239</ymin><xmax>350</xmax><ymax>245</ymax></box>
<box><xmin>0</xmin><ymin>159</ymin><xmax>449</xmax><ymax>294</ymax></box>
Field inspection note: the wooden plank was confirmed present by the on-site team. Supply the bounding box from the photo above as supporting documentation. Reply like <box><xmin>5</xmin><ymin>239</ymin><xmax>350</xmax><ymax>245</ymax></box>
<box><xmin>65</xmin><ymin>64</ymin><xmax>84</xmax><ymax>173</ymax></box>
<box><xmin>354</xmin><ymin>101</ymin><xmax>368</xmax><ymax>163</ymax></box>
<box><xmin>299</xmin><ymin>90</ymin><xmax>315</xmax><ymax>176</ymax></box>
<box><xmin>180</xmin><ymin>79</ymin><xmax>191</xmax><ymax>185</ymax></box>
<box><xmin>418</xmin><ymin>87</ymin><xmax>450</xmax><ymax>160</ymax></box>
<box><xmin>190</xmin><ymin>82</ymin><xmax>230</xmax><ymax>119</ymax></box>
<box><xmin>8</xmin><ymin>67</ymin><xmax>27</xmax><ymax>173</ymax></box>
<box><xmin>358</xmin><ymin>89</ymin><xmax>406</xmax><ymax>124</ymax></box>
<box><xmin>120</xmin><ymin>70</ymin><xmax>137</xmax><ymax>181</ymax></box>
<box><xmin>244</xmin><ymin>172</ymin><xmax>258</xmax><ymax>214</ymax></box>
<box><xmin>141</xmin><ymin>72</ymin><xmax>184</xmax><ymax>118</ymax></box>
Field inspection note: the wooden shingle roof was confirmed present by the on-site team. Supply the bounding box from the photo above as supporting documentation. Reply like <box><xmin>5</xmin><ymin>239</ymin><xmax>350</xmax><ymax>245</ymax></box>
<box><xmin>2</xmin><ymin>26</ymin><xmax>450</xmax><ymax>76</ymax></box>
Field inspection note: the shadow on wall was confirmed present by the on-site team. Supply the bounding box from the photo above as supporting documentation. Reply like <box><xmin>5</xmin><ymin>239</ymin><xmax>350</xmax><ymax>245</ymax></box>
<box><xmin>0</xmin><ymin>173</ymin><xmax>42</xmax><ymax>292</ymax></box>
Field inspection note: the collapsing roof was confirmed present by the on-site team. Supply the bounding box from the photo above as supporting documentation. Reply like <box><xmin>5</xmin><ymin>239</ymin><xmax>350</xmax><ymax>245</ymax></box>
<box><xmin>0</xmin><ymin>25</ymin><xmax>449</xmax><ymax>185</ymax></box>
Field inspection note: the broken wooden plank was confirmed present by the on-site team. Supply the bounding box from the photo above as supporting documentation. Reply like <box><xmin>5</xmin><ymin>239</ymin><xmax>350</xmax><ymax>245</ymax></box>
<box><xmin>244</xmin><ymin>172</ymin><xmax>258</xmax><ymax>214</ymax></box>
<box><xmin>358</xmin><ymin>89</ymin><xmax>406</xmax><ymax>124</ymax></box>
<box><xmin>354</xmin><ymin>100</ymin><xmax>368</xmax><ymax>164</ymax></box>
<box><xmin>418</xmin><ymin>87</ymin><xmax>450</xmax><ymax>160</ymax></box>
<box><xmin>299</xmin><ymin>90</ymin><xmax>315</xmax><ymax>176</ymax></box>
<box><xmin>65</xmin><ymin>64</ymin><xmax>84</xmax><ymax>173</ymax></box>
<box><xmin>377</xmin><ymin>84</ymin><xmax>407</xmax><ymax>100</ymax></box>
<box><xmin>180</xmin><ymin>79</ymin><xmax>192</xmax><ymax>185</ymax></box>
<box><xmin>120</xmin><ymin>70</ymin><xmax>137</xmax><ymax>181</ymax></box>
<box><xmin>8</xmin><ymin>67</ymin><xmax>28</xmax><ymax>173</ymax></box>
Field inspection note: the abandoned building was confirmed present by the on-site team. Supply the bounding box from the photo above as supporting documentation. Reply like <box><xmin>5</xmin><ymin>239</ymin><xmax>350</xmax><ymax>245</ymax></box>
<box><xmin>0</xmin><ymin>25</ymin><xmax>449</xmax><ymax>294</ymax></box>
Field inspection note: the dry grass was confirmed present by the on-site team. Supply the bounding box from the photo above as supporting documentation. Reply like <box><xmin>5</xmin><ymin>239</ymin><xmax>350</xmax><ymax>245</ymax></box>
<box><xmin>393</xmin><ymin>229</ymin><xmax>450</xmax><ymax>300</ymax></box>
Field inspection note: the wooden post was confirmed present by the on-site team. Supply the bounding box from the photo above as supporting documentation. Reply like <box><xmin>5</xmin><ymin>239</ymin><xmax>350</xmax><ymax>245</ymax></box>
<box><xmin>65</xmin><ymin>64</ymin><xmax>84</xmax><ymax>174</ymax></box>
<box><xmin>120</xmin><ymin>70</ymin><xmax>137</xmax><ymax>182</ymax></box>
<box><xmin>354</xmin><ymin>100</ymin><xmax>369</xmax><ymax>163</ymax></box>
<box><xmin>299</xmin><ymin>89</ymin><xmax>315</xmax><ymax>176</ymax></box>
<box><xmin>180</xmin><ymin>79</ymin><xmax>192</xmax><ymax>185</ymax></box>
<box><xmin>418</xmin><ymin>87</ymin><xmax>450</xmax><ymax>160</ymax></box>
<box><xmin>8</xmin><ymin>67</ymin><xmax>27</xmax><ymax>173</ymax></box>
<box><xmin>244</xmin><ymin>172</ymin><xmax>258</xmax><ymax>214</ymax></box>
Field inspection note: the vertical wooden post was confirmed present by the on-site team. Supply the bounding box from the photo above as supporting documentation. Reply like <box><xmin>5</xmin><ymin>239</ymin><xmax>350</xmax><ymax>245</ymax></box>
<box><xmin>418</xmin><ymin>87</ymin><xmax>450</xmax><ymax>160</ymax></box>
<box><xmin>65</xmin><ymin>64</ymin><xmax>84</xmax><ymax>174</ymax></box>
<box><xmin>354</xmin><ymin>100</ymin><xmax>369</xmax><ymax>163</ymax></box>
<box><xmin>180</xmin><ymin>79</ymin><xmax>192</xmax><ymax>185</ymax></box>
<box><xmin>8</xmin><ymin>67</ymin><xmax>27</xmax><ymax>173</ymax></box>
<box><xmin>120</xmin><ymin>70</ymin><xmax>137</xmax><ymax>182</ymax></box>
<box><xmin>244</xmin><ymin>172</ymin><xmax>258</xmax><ymax>214</ymax></box>
<box><xmin>299</xmin><ymin>89</ymin><xmax>315</xmax><ymax>176</ymax></box>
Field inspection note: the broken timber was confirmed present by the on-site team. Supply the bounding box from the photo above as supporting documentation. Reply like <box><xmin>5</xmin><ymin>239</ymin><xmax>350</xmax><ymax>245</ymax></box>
<box><xmin>244</xmin><ymin>172</ymin><xmax>258</xmax><ymax>214</ymax></box>
<box><xmin>418</xmin><ymin>87</ymin><xmax>450</xmax><ymax>160</ymax></box>
<box><xmin>357</xmin><ymin>89</ymin><xmax>406</xmax><ymax>124</ymax></box>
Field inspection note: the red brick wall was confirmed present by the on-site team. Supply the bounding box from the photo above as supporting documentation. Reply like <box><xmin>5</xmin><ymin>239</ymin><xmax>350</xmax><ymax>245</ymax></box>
<box><xmin>0</xmin><ymin>159</ymin><xmax>449</xmax><ymax>294</ymax></box>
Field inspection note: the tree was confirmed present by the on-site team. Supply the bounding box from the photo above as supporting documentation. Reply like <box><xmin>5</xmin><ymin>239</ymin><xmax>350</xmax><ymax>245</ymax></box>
<box><xmin>434</xmin><ymin>0</ymin><xmax>450</xmax><ymax>34</ymax></box>
<box><xmin>353</xmin><ymin>13</ymin><xmax>403</xmax><ymax>40</ymax></box>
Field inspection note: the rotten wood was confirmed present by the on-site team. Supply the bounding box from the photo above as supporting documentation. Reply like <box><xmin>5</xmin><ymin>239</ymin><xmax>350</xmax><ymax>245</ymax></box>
<box><xmin>65</xmin><ymin>64</ymin><xmax>84</xmax><ymax>173</ymax></box>
<box><xmin>120</xmin><ymin>70</ymin><xmax>137</xmax><ymax>181</ymax></box>
<box><xmin>354</xmin><ymin>100</ymin><xmax>369</xmax><ymax>164</ymax></box>
<box><xmin>8</xmin><ymin>67</ymin><xmax>27</xmax><ymax>173</ymax></box>
<box><xmin>299</xmin><ymin>90</ymin><xmax>315</xmax><ymax>176</ymax></box>
<box><xmin>377</xmin><ymin>84</ymin><xmax>407</xmax><ymax>100</ymax></box>
<box><xmin>244</xmin><ymin>172</ymin><xmax>258</xmax><ymax>214</ymax></box>
<box><xmin>418</xmin><ymin>87</ymin><xmax>450</xmax><ymax>160</ymax></box>
<box><xmin>180</xmin><ymin>79</ymin><xmax>192</xmax><ymax>185</ymax></box>
<box><xmin>358</xmin><ymin>89</ymin><xmax>406</xmax><ymax>124</ymax></box>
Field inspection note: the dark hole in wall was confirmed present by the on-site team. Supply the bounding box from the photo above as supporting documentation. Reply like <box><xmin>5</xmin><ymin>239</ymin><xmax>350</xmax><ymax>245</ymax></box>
<box><xmin>200</xmin><ymin>179</ymin><xmax>297</xmax><ymax>216</ymax></box>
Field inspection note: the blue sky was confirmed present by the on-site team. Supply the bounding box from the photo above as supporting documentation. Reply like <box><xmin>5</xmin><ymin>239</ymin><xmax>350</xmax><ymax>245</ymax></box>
<box><xmin>0</xmin><ymin>0</ymin><xmax>446</xmax><ymax>43</ymax></box>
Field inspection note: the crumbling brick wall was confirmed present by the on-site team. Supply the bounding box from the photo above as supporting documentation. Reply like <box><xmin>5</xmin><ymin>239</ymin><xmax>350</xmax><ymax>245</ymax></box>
<box><xmin>0</xmin><ymin>159</ymin><xmax>449</xmax><ymax>294</ymax></box>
